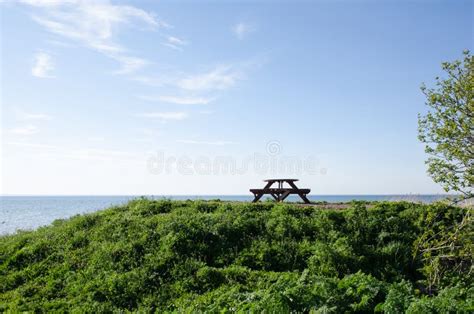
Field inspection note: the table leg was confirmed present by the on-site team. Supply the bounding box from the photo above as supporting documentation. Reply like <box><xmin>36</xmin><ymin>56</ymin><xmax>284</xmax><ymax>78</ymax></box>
<box><xmin>287</xmin><ymin>180</ymin><xmax>311</xmax><ymax>204</ymax></box>
<box><xmin>252</xmin><ymin>193</ymin><xmax>264</xmax><ymax>202</ymax></box>
<box><xmin>270</xmin><ymin>193</ymin><xmax>279</xmax><ymax>201</ymax></box>
<box><xmin>280</xmin><ymin>190</ymin><xmax>291</xmax><ymax>201</ymax></box>
<box><xmin>299</xmin><ymin>193</ymin><xmax>311</xmax><ymax>204</ymax></box>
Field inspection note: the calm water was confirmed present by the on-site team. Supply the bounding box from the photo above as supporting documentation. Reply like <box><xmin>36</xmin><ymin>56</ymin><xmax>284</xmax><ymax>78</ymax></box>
<box><xmin>0</xmin><ymin>195</ymin><xmax>450</xmax><ymax>235</ymax></box>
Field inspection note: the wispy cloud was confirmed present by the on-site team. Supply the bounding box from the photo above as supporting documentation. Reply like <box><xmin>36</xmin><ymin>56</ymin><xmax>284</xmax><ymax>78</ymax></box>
<box><xmin>130</xmin><ymin>75</ymin><xmax>169</xmax><ymax>87</ymax></box>
<box><xmin>133</xmin><ymin>128</ymin><xmax>162</xmax><ymax>143</ymax></box>
<box><xmin>177</xmin><ymin>139</ymin><xmax>236</xmax><ymax>145</ymax></box>
<box><xmin>137</xmin><ymin>128</ymin><xmax>161</xmax><ymax>137</ymax></box>
<box><xmin>7</xmin><ymin>140</ymin><xmax>141</xmax><ymax>162</ymax></box>
<box><xmin>20</xmin><ymin>1</ymin><xmax>76</xmax><ymax>7</ymax></box>
<box><xmin>87</xmin><ymin>136</ymin><xmax>105</xmax><ymax>142</ymax></box>
<box><xmin>200</xmin><ymin>110</ymin><xmax>214</xmax><ymax>115</ymax></box>
<box><xmin>111</xmin><ymin>55</ymin><xmax>149</xmax><ymax>74</ymax></box>
<box><xmin>66</xmin><ymin>148</ymin><xmax>138</xmax><ymax>161</ymax></box>
<box><xmin>232</xmin><ymin>22</ymin><xmax>255</xmax><ymax>40</ymax></box>
<box><xmin>9</xmin><ymin>125</ymin><xmax>39</xmax><ymax>135</ymax></box>
<box><xmin>22</xmin><ymin>0</ymin><xmax>166</xmax><ymax>74</ymax></box>
<box><xmin>32</xmin><ymin>52</ymin><xmax>55</xmax><ymax>78</ymax></box>
<box><xmin>168</xmin><ymin>36</ymin><xmax>186</xmax><ymax>46</ymax></box>
<box><xmin>46</xmin><ymin>39</ymin><xmax>75</xmax><ymax>47</ymax></box>
<box><xmin>21</xmin><ymin>112</ymin><xmax>53</xmax><ymax>121</ymax></box>
<box><xmin>163</xmin><ymin>36</ymin><xmax>187</xmax><ymax>51</ymax></box>
<box><xmin>135</xmin><ymin>112</ymin><xmax>188</xmax><ymax>121</ymax></box>
<box><xmin>178</xmin><ymin>65</ymin><xmax>242</xmax><ymax>91</ymax></box>
<box><xmin>138</xmin><ymin>95</ymin><xmax>214</xmax><ymax>105</ymax></box>
<box><xmin>7</xmin><ymin>141</ymin><xmax>56</xmax><ymax>149</ymax></box>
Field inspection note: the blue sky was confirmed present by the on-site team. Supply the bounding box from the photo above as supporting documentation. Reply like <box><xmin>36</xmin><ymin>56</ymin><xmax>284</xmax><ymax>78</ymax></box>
<box><xmin>1</xmin><ymin>0</ymin><xmax>472</xmax><ymax>195</ymax></box>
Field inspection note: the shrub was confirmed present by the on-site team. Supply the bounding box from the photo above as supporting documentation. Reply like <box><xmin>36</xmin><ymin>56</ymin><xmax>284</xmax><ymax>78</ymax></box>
<box><xmin>0</xmin><ymin>199</ymin><xmax>471</xmax><ymax>312</ymax></box>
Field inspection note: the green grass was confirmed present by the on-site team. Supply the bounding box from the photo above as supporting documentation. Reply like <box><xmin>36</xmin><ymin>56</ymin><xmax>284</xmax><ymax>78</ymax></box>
<box><xmin>0</xmin><ymin>199</ymin><xmax>472</xmax><ymax>312</ymax></box>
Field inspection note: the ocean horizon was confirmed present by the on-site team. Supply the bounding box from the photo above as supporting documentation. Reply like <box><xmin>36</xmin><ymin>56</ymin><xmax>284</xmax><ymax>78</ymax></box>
<box><xmin>1</xmin><ymin>194</ymin><xmax>454</xmax><ymax>235</ymax></box>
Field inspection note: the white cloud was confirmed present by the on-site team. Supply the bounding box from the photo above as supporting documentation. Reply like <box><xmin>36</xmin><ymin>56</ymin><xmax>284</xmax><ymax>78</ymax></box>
<box><xmin>130</xmin><ymin>75</ymin><xmax>171</xmax><ymax>86</ymax></box>
<box><xmin>7</xmin><ymin>140</ymin><xmax>141</xmax><ymax>162</ymax></box>
<box><xmin>32</xmin><ymin>52</ymin><xmax>55</xmax><ymax>78</ymax></box>
<box><xmin>47</xmin><ymin>39</ymin><xmax>75</xmax><ymax>47</ymax></box>
<box><xmin>163</xmin><ymin>43</ymin><xmax>181</xmax><ymax>51</ymax></box>
<box><xmin>135</xmin><ymin>112</ymin><xmax>188</xmax><ymax>121</ymax></box>
<box><xmin>111</xmin><ymin>55</ymin><xmax>149</xmax><ymax>74</ymax></box>
<box><xmin>66</xmin><ymin>148</ymin><xmax>137</xmax><ymax>161</ymax></box>
<box><xmin>168</xmin><ymin>36</ymin><xmax>186</xmax><ymax>45</ymax></box>
<box><xmin>163</xmin><ymin>36</ymin><xmax>187</xmax><ymax>50</ymax></box>
<box><xmin>9</xmin><ymin>125</ymin><xmax>39</xmax><ymax>135</ymax></box>
<box><xmin>199</xmin><ymin>110</ymin><xmax>214</xmax><ymax>115</ymax></box>
<box><xmin>177</xmin><ymin>139</ymin><xmax>236</xmax><ymax>145</ymax></box>
<box><xmin>138</xmin><ymin>128</ymin><xmax>161</xmax><ymax>137</ymax></box>
<box><xmin>87</xmin><ymin>136</ymin><xmax>105</xmax><ymax>142</ymax></box>
<box><xmin>23</xmin><ymin>0</ymin><xmax>163</xmax><ymax>74</ymax></box>
<box><xmin>131</xmin><ymin>57</ymin><xmax>265</xmax><ymax>94</ymax></box>
<box><xmin>21</xmin><ymin>113</ymin><xmax>53</xmax><ymax>120</ymax></box>
<box><xmin>20</xmin><ymin>0</ymin><xmax>76</xmax><ymax>7</ymax></box>
<box><xmin>138</xmin><ymin>95</ymin><xmax>214</xmax><ymax>105</ymax></box>
<box><xmin>133</xmin><ymin>128</ymin><xmax>162</xmax><ymax>143</ymax></box>
<box><xmin>178</xmin><ymin>65</ymin><xmax>242</xmax><ymax>91</ymax></box>
<box><xmin>232</xmin><ymin>22</ymin><xmax>254</xmax><ymax>40</ymax></box>
<box><xmin>7</xmin><ymin>141</ymin><xmax>57</xmax><ymax>149</ymax></box>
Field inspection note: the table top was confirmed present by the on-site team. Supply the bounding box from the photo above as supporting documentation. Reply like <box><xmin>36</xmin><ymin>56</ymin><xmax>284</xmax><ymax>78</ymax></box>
<box><xmin>263</xmin><ymin>179</ymin><xmax>299</xmax><ymax>182</ymax></box>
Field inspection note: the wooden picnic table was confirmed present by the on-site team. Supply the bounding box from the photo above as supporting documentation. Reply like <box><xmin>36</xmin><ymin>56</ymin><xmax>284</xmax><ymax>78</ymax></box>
<box><xmin>250</xmin><ymin>179</ymin><xmax>311</xmax><ymax>204</ymax></box>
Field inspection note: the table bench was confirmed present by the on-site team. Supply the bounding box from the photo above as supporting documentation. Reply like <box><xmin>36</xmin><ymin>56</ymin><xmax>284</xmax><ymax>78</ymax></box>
<box><xmin>250</xmin><ymin>179</ymin><xmax>311</xmax><ymax>204</ymax></box>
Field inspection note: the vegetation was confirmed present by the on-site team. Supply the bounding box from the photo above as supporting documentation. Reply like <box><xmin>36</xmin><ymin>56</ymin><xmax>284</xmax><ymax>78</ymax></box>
<box><xmin>418</xmin><ymin>50</ymin><xmax>473</xmax><ymax>200</ymax></box>
<box><xmin>417</xmin><ymin>50</ymin><xmax>473</xmax><ymax>298</ymax></box>
<box><xmin>0</xmin><ymin>199</ymin><xmax>472</xmax><ymax>312</ymax></box>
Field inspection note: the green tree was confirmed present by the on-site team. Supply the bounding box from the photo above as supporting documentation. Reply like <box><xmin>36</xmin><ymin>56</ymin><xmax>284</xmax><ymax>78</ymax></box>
<box><xmin>418</xmin><ymin>50</ymin><xmax>473</xmax><ymax>200</ymax></box>
<box><xmin>417</xmin><ymin>52</ymin><xmax>473</xmax><ymax>294</ymax></box>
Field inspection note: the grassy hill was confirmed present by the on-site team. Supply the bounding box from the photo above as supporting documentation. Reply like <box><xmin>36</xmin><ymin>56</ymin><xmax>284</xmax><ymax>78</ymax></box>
<box><xmin>0</xmin><ymin>199</ymin><xmax>472</xmax><ymax>312</ymax></box>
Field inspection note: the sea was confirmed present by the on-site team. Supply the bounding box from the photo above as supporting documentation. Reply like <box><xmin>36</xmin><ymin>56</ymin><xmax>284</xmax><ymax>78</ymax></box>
<box><xmin>0</xmin><ymin>195</ymin><xmax>452</xmax><ymax>235</ymax></box>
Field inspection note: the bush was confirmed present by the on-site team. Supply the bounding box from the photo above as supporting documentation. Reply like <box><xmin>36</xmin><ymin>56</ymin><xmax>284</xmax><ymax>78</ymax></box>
<box><xmin>0</xmin><ymin>199</ymin><xmax>471</xmax><ymax>311</ymax></box>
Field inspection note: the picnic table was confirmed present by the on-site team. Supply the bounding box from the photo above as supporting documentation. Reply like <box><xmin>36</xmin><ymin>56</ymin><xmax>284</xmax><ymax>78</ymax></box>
<box><xmin>250</xmin><ymin>179</ymin><xmax>311</xmax><ymax>204</ymax></box>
